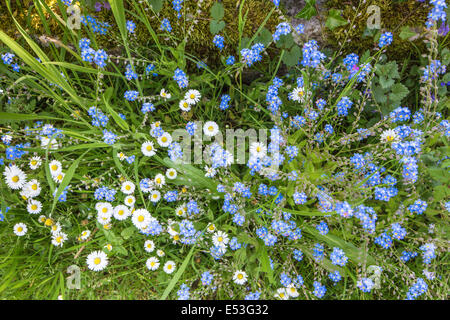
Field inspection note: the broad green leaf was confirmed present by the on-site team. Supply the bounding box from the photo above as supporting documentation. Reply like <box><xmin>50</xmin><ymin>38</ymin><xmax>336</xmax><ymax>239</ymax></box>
<box><xmin>210</xmin><ymin>20</ymin><xmax>226</xmax><ymax>34</ymax></box>
<box><xmin>295</xmin><ymin>0</ymin><xmax>317</xmax><ymax>20</ymax></box>
<box><xmin>210</xmin><ymin>2</ymin><xmax>225</xmax><ymax>20</ymax></box>
<box><xmin>325</xmin><ymin>9</ymin><xmax>348</xmax><ymax>30</ymax></box>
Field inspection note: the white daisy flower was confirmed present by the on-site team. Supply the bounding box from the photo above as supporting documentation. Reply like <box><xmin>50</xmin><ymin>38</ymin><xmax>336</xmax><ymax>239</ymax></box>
<box><xmin>38</xmin><ymin>215</ymin><xmax>46</xmax><ymax>224</ymax></box>
<box><xmin>117</xmin><ymin>152</ymin><xmax>126</xmax><ymax>161</ymax></box>
<box><xmin>286</xmin><ymin>284</ymin><xmax>299</xmax><ymax>298</ymax></box>
<box><xmin>175</xmin><ymin>205</ymin><xmax>187</xmax><ymax>217</ymax></box>
<box><xmin>104</xmin><ymin>243</ymin><xmax>113</xmax><ymax>252</ymax></box>
<box><xmin>141</xmin><ymin>141</ymin><xmax>157</xmax><ymax>157</ymax></box>
<box><xmin>250</xmin><ymin>142</ymin><xmax>267</xmax><ymax>158</ymax></box>
<box><xmin>232</xmin><ymin>270</ymin><xmax>247</xmax><ymax>285</ymax></box>
<box><xmin>157</xmin><ymin>132</ymin><xmax>172</xmax><ymax>147</ymax></box>
<box><xmin>124</xmin><ymin>195</ymin><xmax>136</xmax><ymax>207</ymax></box>
<box><xmin>3</xmin><ymin>165</ymin><xmax>27</xmax><ymax>190</ymax></box>
<box><xmin>275</xmin><ymin>288</ymin><xmax>289</xmax><ymax>300</ymax></box>
<box><xmin>166</xmin><ymin>168</ymin><xmax>177</xmax><ymax>180</ymax></box>
<box><xmin>86</xmin><ymin>250</ymin><xmax>108</xmax><ymax>272</ymax></box>
<box><xmin>29</xmin><ymin>156</ymin><xmax>42</xmax><ymax>170</ymax></box>
<box><xmin>50</xmin><ymin>222</ymin><xmax>62</xmax><ymax>234</ymax></box>
<box><xmin>184</xmin><ymin>89</ymin><xmax>201</xmax><ymax>105</ymax></box>
<box><xmin>121</xmin><ymin>181</ymin><xmax>135</xmax><ymax>195</ymax></box>
<box><xmin>80</xmin><ymin>230</ymin><xmax>91</xmax><ymax>240</ymax></box>
<box><xmin>51</xmin><ymin>232</ymin><xmax>68</xmax><ymax>247</ymax></box>
<box><xmin>212</xmin><ymin>230</ymin><xmax>229</xmax><ymax>248</ymax></box>
<box><xmin>160</xmin><ymin>88</ymin><xmax>171</xmax><ymax>99</ymax></box>
<box><xmin>41</xmin><ymin>137</ymin><xmax>59</xmax><ymax>150</ymax></box>
<box><xmin>290</xmin><ymin>86</ymin><xmax>306</xmax><ymax>103</ymax></box>
<box><xmin>380</xmin><ymin>129</ymin><xmax>400</xmax><ymax>143</ymax></box>
<box><xmin>149</xmin><ymin>190</ymin><xmax>161</xmax><ymax>203</ymax></box>
<box><xmin>52</xmin><ymin>172</ymin><xmax>65</xmax><ymax>184</ymax></box>
<box><xmin>150</xmin><ymin>121</ymin><xmax>162</xmax><ymax>131</ymax></box>
<box><xmin>146</xmin><ymin>257</ymin><xmax>160</xmax><ymax>271</ymax></box>
<box><xmin>204</xmin><ymin>165</ymin><xmax>217</xmax><ymax>178</ymax></box>
<box><xmin>27</xmin><ymin>199</ymin><xmax>42</xmax><ymax>214</ymax></box>
<box><xmin>113</xmin><ymin>205</ymin><xmax>130</xmax><ymax>220</ymax></box>
<box><xmin>156</xmin><ymin>249</ymin><xmax>165</xmax><ymax>257</ymax></box>
<box><xmin>97</xmin><ymin>202</ymin><xmax>113</xmax><ymax>217</ymax></box>
<box><xmin>154</xmin><ymin>174</ymin><xmax>166</xmax><ymax>187</ymax></box>
<box><xmin>206</xmin><ymin>223</ymin><xmax>216</xmax><ymax>233</ymax></box>
<box><xmin>179</xmin><ymin>100</ymin><xmax>191</xmax><ymax>112</ymax></box>
<box><xmin>22</xmin><ymin>179</ymin><xmax>41</xmax><ymax>198</ymax></box>
<box><xmin>131</xmin><ymin>208</ymin><xmax>151</xmax><ymax>229</ymax></box>
<box><xmin>203</xmin><ymin>121</ymin><xmax>219</xmax><ymax>137</ymax></box>
<box><xmin>167</xmin><ymin>224</ymin><xmax>179</xmax><ymax>237</ymax></box>
<box><xmin>49</xmin><ymin>160</ymin><xmax>62</xmax><ymax>176</ymax></box>
<box><xmin>144</xmin><ymin>240</ymin><xmax>155</xmax><ymax>253</ymax></box>
<box><xmin>163</xmin><ymin>260</ymin><xmax>176</xmax><ymax>274</ymax></box>
<box><xmin>13</xmin><ymin>223</ymin><xmax>27</xmax><ymax>236</ymax></box>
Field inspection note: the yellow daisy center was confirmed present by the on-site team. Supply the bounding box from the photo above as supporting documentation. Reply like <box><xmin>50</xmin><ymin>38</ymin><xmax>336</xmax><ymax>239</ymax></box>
<box><xmin>31</xmin><ymin>204</ymin><xmax>38</xmax><ymax>211</ymax></box>
<box><xmin>190</xmin><ymin>94</ymin><xmax>195</xmax><ymax>99</ymax></box>
<box><xmin>17</xmin><ymin>227</ymin><xmax>23</xmax><ymax>232</ymax></box>
<box><xmin>94</xmin><ymin>258</ymin><xmax>101</xmax><ymax>265</ymax></box>
<box><xmin>208</xmin><ymin>126</ymin><xmax>214</xmax><ymax>131</ymax></box>
<box><xmin>125</xmin><ymin>185</ymin><xmax>131</xmax><ymax>191</ymax></box>
<box><xmin>102</xmin><ymin>207</ymin><xmax>108</xmax><ymax>214</ymax></box>
<box><xmin>12</xmin><ymin>176</ymin><xmax>19</xmax><ymax>183</ymax></box>
<box><xmin>161</xmin><ymin>137</ymin><xmax>167</xmax><ymax>143</ymax></box>
<box><xmin>237</xmin><ymin>274</ymin><xmax>243</xmax><ymax>280</ymax></box>
<box><xmin>31</xmin><ymin>160</ymin><xmax>37</xmax><ymax>166</ymax></box>
<box><xmin>138</xmin><ymin>215</ymin><xmax>144</xmax><ymax>222</ymax></box>
<box><xmin>146</xmin><ymin>145</ymin><xmax>153</xmax><ymax>151</ymax></box>
<box><xmin>51</xmin><ymin>165</ymin><xmax>58</xmax><ymax>171</ymax></box>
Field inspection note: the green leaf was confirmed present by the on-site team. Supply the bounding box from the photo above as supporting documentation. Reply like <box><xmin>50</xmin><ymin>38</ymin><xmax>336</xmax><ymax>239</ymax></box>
<box><xmin>389</xmin><ymin>83</ymin><xmax>409</xmax><ymax>102</ymax></box>
<box><xmin>103</xmin><ymin>96</ymin><xmax>129</xmax><ymax>131</ymax></box>
<box><xmin>254</xmin><ymin>28</ymin><xmax>273</xmax><ymax>47</ymax></box>
<box><xmin>259</xmin><ymin>244</ymin><xmax>275</xmax><ymax>284</ymax></box>
<box><xmin>160</xmin><ymin>246</ymin><xmax>195</xmax><ymax>299</ymax></box>
<box><xmin>399</xmin><ymin>26</ymin><xmax>416</xmax><ymax>40</ymax></box>
<box><xmin>325</xmin><ymin>9</ymin><xmax>348</xmax><ymax>30</ymax></box>
<box><xmin>295</xmin><ymin>0</ymin><xmax>317</xmax><ymax>20</ymax></box>
<box><xmin>282</xmin><ymin>45</ymin><xmax>301</xmax><ymax>67</ymax></box>
<box><xmin>210</xmin><ymin>2</ymin><xmax>225</xmax><ymax>20</ymax></box>
<box><xmin>379</xmin><ymin>76</ymin><xmax>395</xmax><ymax>89</ymax></box>
<box><xmin>148</xmin><ymin>0</ymin><xmax>164</xmax><ymax>12</ymax></box>
<box><xmin>209</xmin><ymin>20</ymin><xmax>226</xmax><ymax>35</ymax></box>
<box><xmin>121</xmin><ymin>226</ymin><xmax>135</xmax><ymax>240</ymax></box>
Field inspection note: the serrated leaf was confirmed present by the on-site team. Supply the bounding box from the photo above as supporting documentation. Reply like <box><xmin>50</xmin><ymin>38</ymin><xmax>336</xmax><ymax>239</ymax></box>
<box><xmin>210</xmin><ymin>2</ymin><xmax>224</xmax><ymax>20</ymax></box>
<box><xmin>325</xmin><ymin>9</ymin><xmax>348</xmax><ymax>30</ymax></box>
<box><xmin>295</xmin><ymin>0</ymin><xmax>317</xmax><ymax>20</ymax></box>
<box><xmin>282</xmin><ymin>45</ymin><xmax>301</xmax><ymax>67</ymax></box>
<box><xmin>210</xmin><ymin>20</ymin><xmax>225</xmax><ymax>34</ymax></box>
<box><xmin>389</xmin><ymin>83</ymin><xmax>409</xmax><ymax>102</ymax></box>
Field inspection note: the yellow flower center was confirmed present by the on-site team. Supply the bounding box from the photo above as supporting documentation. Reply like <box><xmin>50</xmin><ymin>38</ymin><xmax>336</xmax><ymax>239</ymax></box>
<box><xmin>45</xmin><ymin>219</ymin><xmax>53</xmax><ymax>226</ymax></box>
<box><xmin>56</xmin><ymin>236</ymin><xmax>62</xmax><ymax>243</ymax></box>
<box><xmin>125</xmin><ymin>185</ymin><xmax>131</xmax><ymax>191</ymax></box>
<box><xmin>237</xmin><ymin>274</ymin><xmax>243</xmax><ymax>280</ymax></box>
<box><xmin>31</xmin><ymin>160</ymin><xmax>37</xmax><ymax>166</ymax></box>
<box><xmin>190</xmin><ymin>94</ymin><xmax>195</xmax><ymax>99</ymax></box>
<box><xmin>94</xmin><ymin>258</ymin><xmax>101</xmax><ymax>265</ymax></box>
<box><xmin>208</xmin><ymin>126</ymin><xmax>214</xmax><ymax>131</ymax></box>
<box><xmin>31</xmin><ymin>184</ymin><xmax>38</xmax><ymax>190</ymax></box>
<box><xmin>57</xmin><ymin>175</ymin><xmax>63</xmax><ymax>180</ymax></box>
<box><xmin>12</xmin><ymin>176</ymin><xmax>19</xmax><ymax>183</ymax></box>
<box><xmin>102</xmin><ymin>207</ymin><xmax>108</xmax><ymax>213</ymax></box>
<box><xmin>17</xmin><ymin>227</ymin><xmax>23</xmax><ymax>232</ymax></box>
<box><xmin>156</xmin><ymin>178</ymin><xmax>161</xmax><ymax>184</ymax></box>
<box><xmin>183</xmin><ymin>102</ymin><xmax>188</xmax><ymax>108</ymax></box>
<box><xmin>51</xmin><ymin>165</ymin><xmax>57</xmax><ymax>171</ymax></box>
<box><xmin>146</xmin><ymin>145</ymin><xmax>153</xmax><ymax>151</ymax></box>
<box><xmin>161</xmin><ymin>137</ymin><xmax>167</xmax><ymax>143</ymax></box>
<box><xmin>218</xmin><ymin>236</ymin><xmax>223</xmax><ymax>242</ymax></box>
<box><xmin>150</xmin><ymin>262</ymin><xmax>155</xmax><ymax>267</ymax></box>
<box><xmin>31</xmin><ymin>204</ymin><xmax>38</xmax><ymax>211</ymax></box>
<box><xmin>138</xmin><ymin>215</ymin><xmax>144</xmax><ymax>222</ymax></box>
<box><xmin>174</xmin><ymin>234</ymin><xmax>180</xmax><ymax>241</ymax></box>
<box><xmin>167</xmin><ymin>265</ymin><xmax>172</xmax><ymax>270</ymax></box>
<box><xmin>118</xmin><ymin>210</ymin><xmax>124</xmax><ymax>216</ymax></box>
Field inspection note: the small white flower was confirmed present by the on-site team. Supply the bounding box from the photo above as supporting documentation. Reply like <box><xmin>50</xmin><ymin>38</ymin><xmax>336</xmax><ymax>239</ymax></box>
<box><xmin>204</xmin><ymin>165</ymin><xmax>216</xmax><ymax>178</ymax></box>
<box><xmin>206</xmin><ymin>223</ymin><xmax>216</xmax><ymax>233</ymax></box>
<box><xmin>104</xmin><ymin>243</ymin><xmax>113</xmax><ymax>252</ymax></box>
<box><xmin>144</xmin><ymin>240</ymin><xmax>155</xmax><ymax>253</ymax></box>
<box><xmin>29</xmin><ymin>156</ymin><xmax>42</xmax><ymax>170</ymax></box>
<box><xmin>175</xmin><ymin>205</ymin><xmax>187</xmax><ymax>218</ymax></box>
<box><xmin>179</xmin><ymin>100</ymin><xmax>191</xmax><ymax>112</ymax></box>
<box><xmin>166</xmin><ymin>168</ymin><xmax>177</xmax><ymax>180</ymax></box>
<box><xmin>232</xmin><ymin>270</ymin><xmax>247</xmax><ymax>285</ymax></box>
<box><xmin>141</xmin><ymin>141</ymin><xmax>156</xmax><ymax>157</ymax></box>
<box><xmin>156</xmin><ymin>249</ymin><xmax>165</xmax><ymax>257</ymax></box>
<box><xmin>154</xmin><ymin>174</ymin><xmax>166</xmax><ymax>187</ymax></box>
<box><xmin>50</xmin><ymin>222</ymin><xmax>61</xmax><ymax>234</ymax></box>
<box><xmin>249</xmin><ymin>142</ymin><xmax>267</xmax><ymax>158</ymax></box>
<box><xmin>380</xmin><ymin>129</ymin><xmax>399</xmax><ymax>143</ymax></box>
<box><xmin>286</xmin><ymin>284</ymin><xmax>299</xmax><ymax>298</ymax></box>
<box><xmin>157</xmin><ymin>132</ymin><xmax>172</xmax><ymax>147</ymax></box>
<box><xmin>124</xmin><ymin>195</ymin><xmax>136</xmax><ymax>207</ymax></box>
<box><xmin>275</xmin><ymin>288</ymin><xmax>289</xmax><ymax>300</ymax></box>
<box><xmin>146</xmin><ymin>257</ymin><xmax>160</xmax><ymax>271</ymax></box>
<box><xmin>117</xmin><ymin>152</ymin><xmax>126</xmax><ymax>161</ymax></box>
<box><xmin>163</xmin><ymin>260</ymin><xmax>176</xmax><ymax>274</ymax></box>
<box><xmin>149</xmin><ymin>190</ymin><xmax>161</xmax><ymax>203</ymax></box>
<box><xmin>49</xmin><ymin>160</ymin><xmax>62</xmax><ymax>176</ymax></box>
<box><xmin>184</xmin><ymin>89</ymin><xmax>201</xmax><ymax>105</ymax></box>
<box><xmin>51</xmin><ymin>232</ymin><xmax>68</xmax><ymax>247</ymax></box>
<box><xmin>203</xmin><ymin>121</ymin><xmax>219</xmax><ymax>137</ymax></box>
<box><xmin>41</xmin><ymin>137</ymin><xmax>59</xmax><ymax>150</ymax></box>
<box><xmin>3</xmin><ymin>165</ymin><xmax>27</xmax><ymax>190</ymax></box>
<box><xmin>131</xmin><ymin>209</ymin><xmax>151</xmax><ymax>229</ymax></box>
<box><xmin>86</xmin><ymin>250</ymin><xmax>108</xmax><ymax>272</ymax></box>
<box><xmin>27</xmin><ymin>199</ymin><xmax>42</xmax><ymax>214</ymax></box>
<box><xmin>160</xmin><ymin>88</ymin><xmax>171</xmax><ymax>99</ymax></box>
<box><xmin>22</xmin><ymin>179</ymin><xmax>41</xmax><ymax>198</ymax></box>
<box><xmin>80</xmin><ymin>230</ymin><xmax>91</xmax><ymax>240</ymax></box>
<box><xmin>13</xmin><ymin>223</ymin><xmax>27</xmax><ymax>236</ymax></box>
<box><xmin>212</xmin><ymin>230</ymin><xmax>229</xmax><ymax>248</ymax></box>
<box><xmin>290</xmin><ymin>86</ymin><xmax>306</xmax><ymax>103</ymax></box>
<box><xmin>113</xmin><ymin>205</ymin><xmax>130</xmax><ymax>220</ymax></box>
<box><xmin>121</xmin><ymin>181</ymin><xmax>135</xmax><ymax>195</ymax></box>
<box><xmin>52</xmin><ymin>172</ymin><xmax>65</xmax><ymax>184</ymax></box>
